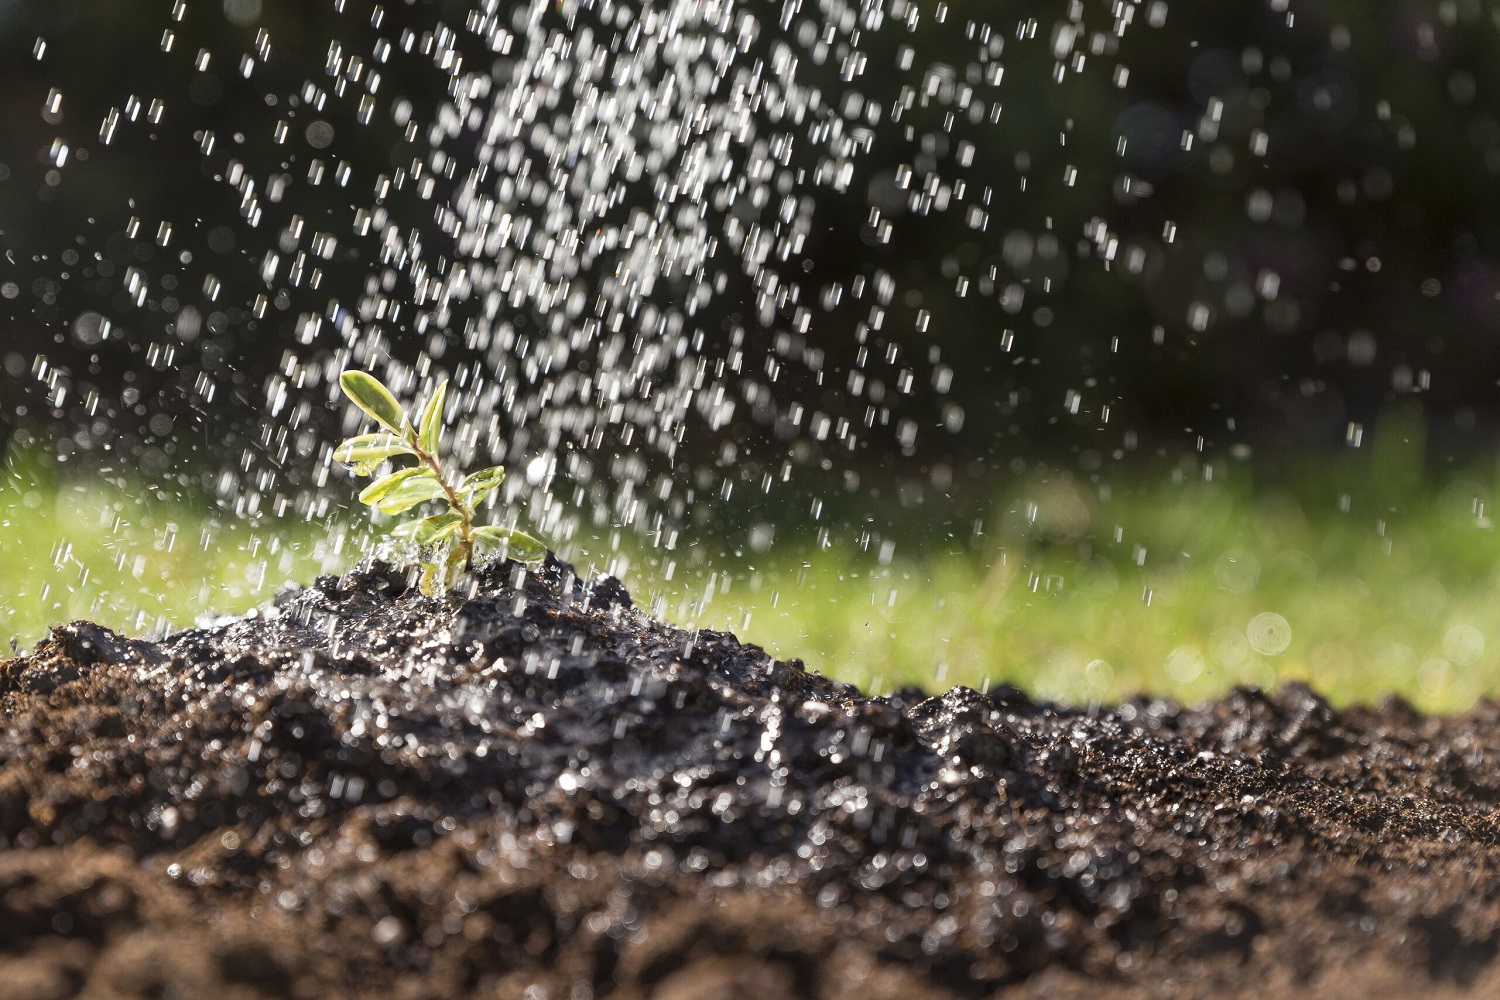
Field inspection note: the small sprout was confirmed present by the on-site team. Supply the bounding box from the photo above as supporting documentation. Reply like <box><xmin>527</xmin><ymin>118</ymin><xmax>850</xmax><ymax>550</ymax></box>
<box><xmin>336</xmin><ymin>370</ymin><xmax>545</xmax><ymax>594</ymax></box>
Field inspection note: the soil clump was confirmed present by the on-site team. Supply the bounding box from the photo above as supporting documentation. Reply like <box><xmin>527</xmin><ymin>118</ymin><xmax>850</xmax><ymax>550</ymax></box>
<box><xmin>3</xmin><ymin>557</ymin><xmax>1500</xmax><ymax>999</ymax></box>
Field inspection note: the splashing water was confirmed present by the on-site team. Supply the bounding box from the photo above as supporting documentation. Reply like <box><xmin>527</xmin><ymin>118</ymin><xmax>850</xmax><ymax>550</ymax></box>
<box><xmin>6</xmin><ymin>0</ymin><xmax>1496</xmax><ymax>694</ymax></box>
<box><xmin>4</xmin><ymin>1</ymin><xmax>1173</xmax><ymax>532</ymax></box>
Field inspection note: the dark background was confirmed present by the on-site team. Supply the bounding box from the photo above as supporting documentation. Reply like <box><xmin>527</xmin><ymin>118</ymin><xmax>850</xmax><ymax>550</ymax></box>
<box><xmin>3</xmin><ymin>0</ymin><xmax>1498</xmax><ymax>494</ymax></box>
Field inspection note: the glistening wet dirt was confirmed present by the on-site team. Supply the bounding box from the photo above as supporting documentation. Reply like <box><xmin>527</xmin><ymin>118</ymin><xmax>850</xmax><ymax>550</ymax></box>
<box><xmin>4</xmin><ymin>558</ymin><xmax>1500</xmax><ymax>999</ymax></box>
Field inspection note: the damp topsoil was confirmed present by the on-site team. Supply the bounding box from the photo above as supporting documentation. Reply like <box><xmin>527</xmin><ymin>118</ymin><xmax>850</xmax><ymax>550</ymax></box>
<box><xmin>4</xmin><ymin>557</ymin><xmax>1500</xmax><ymax>999</ymax></box>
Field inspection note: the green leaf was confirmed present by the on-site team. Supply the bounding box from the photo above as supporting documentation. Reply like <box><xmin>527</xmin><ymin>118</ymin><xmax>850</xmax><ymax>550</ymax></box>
<box><xmin>372</xmin><ymin>475</ymin><xmax>449</xmax><ymax>515</ymax></box>
<box><xmin>459</xmin><ymin>465</ymin><xmax>506</xmax><ymax>507</ymax></box>
<box><xmin>418</xmin><ymin>548</ymin><xmax>467</xmax><ymax>596</ymax></box>
<box><xmin>334</xmin><ymin>433</ymin><xmax>413</xmax><ymax>468</ymax></box>
<box><xmin>390</xmin><ymin>511</ymin><xmax>462</xmax><ymax>545</ymax></box>
<box><xmin>443</xmin><ymin>546</ymin><xmax>468</xmax><ymax>589</ymax></box>
<box><xmin>357</xmin><ymin>467</ymin><xmax>432</xmax><ymax>506</ymax></box>
<box><xmin>472</xmin><ymin>525</ymin><xmax>546</xmax><ymax>561</ymax></box>
<box><xmin>340</xmin><ymin>371</ymin><xmax>409</xmax><ymax>434</ymax></box>
<box><xmin>416</xmin><ymin>379</ymin><xmax>448</xmax><ymax>456</ymax></box>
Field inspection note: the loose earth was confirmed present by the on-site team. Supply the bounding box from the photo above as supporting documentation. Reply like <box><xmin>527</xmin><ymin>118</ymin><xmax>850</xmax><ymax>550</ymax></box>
<box><xmin>2</xmin><ymin>558</ymin><xmax>1499</xmax><ymax>999</ymax></box>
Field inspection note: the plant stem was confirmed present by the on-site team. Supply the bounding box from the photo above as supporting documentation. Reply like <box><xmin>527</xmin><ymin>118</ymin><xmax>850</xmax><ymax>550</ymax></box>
<box><xmin>407</xmin><ymin>430</ymin><xmax>475</xmax><ymax>567</ymax></box>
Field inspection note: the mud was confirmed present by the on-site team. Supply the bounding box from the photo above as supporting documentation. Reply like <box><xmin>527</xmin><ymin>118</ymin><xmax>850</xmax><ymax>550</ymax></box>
<box><xmin>4</xmin><ymin>557</ymin><xmax>1500</xmax><ymax>999</ymax></box>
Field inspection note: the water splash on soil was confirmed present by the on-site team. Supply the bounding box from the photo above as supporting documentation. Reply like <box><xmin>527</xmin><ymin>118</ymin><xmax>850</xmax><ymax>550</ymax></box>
<box><xmin>5</xmin><ymin>560</ymin><xmax>1500</xmax><ymax>996</ymax></box>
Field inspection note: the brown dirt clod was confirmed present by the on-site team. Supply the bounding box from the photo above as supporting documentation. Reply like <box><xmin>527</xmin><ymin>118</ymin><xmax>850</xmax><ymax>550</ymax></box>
<box><xmin>4</xmin><ymin>556</ymin><xmax>1500</xmax><ymax>998</ymax></box>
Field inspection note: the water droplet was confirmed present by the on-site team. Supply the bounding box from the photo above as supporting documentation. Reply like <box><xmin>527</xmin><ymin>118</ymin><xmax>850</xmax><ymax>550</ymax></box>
<box><xmin>1247</xmin><ymin>613</ymin><xmax>1291</xmax><ymax>656</ymax></box>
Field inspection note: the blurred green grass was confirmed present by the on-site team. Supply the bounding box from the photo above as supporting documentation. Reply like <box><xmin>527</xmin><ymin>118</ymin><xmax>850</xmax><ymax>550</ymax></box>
<box><xmin>8</xmin><ymin>442</ymin><xmax>1500</xmax><ymax>712</ymax></box>
<box><xmin>0</xmin><ymin>452</ymin><xmax>360</xmax><ymax>644</ymax></box>
<box><xmin>665</xmin><ymin>472</ymin><xmax>1500</xmax><ymax>713</ymax></box>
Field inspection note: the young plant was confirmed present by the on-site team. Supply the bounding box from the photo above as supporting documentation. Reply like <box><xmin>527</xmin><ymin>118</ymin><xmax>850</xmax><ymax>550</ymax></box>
<box><xmin>334</xmin><ymin>370</ymin><xmax>545</xmax><ymax>594</ymax></box>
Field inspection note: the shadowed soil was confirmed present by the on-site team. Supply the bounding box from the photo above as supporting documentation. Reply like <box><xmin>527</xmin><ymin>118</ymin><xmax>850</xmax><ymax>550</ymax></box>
<box><xmin>3</xmin><ymin>557</ymin><xmax>1500</xmax><ymax>999</ymax></box>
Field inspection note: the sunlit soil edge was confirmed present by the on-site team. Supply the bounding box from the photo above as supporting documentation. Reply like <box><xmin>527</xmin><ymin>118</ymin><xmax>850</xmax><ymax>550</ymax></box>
<box><xmin>8</xmin><ymin>447</ymin><xmax>1500</xmax><ymax>713</ymax></box>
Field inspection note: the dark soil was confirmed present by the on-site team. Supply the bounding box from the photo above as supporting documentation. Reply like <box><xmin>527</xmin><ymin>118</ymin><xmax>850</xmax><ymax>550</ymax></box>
<box><xmin>4</xmin><ymin>557</ymin><xmax>1500</xmax><ymax>999</ymax></box>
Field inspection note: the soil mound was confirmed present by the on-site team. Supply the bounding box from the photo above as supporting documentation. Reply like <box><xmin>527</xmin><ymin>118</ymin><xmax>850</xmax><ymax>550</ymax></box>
<box><xmin>4</xmin><ymin>558</ymin><xmax>1500</xmax><ymax>999</ymax></box>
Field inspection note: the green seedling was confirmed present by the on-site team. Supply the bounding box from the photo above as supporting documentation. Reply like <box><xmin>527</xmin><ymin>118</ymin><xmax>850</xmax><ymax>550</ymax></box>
<box><xmin>335</xmin><ymin>370</ymin><xmax>545</xmax><ymax>594</ymax></box>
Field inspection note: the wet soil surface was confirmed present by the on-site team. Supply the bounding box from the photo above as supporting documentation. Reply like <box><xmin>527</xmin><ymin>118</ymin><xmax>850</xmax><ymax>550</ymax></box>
<box><xmin>4</xmin><ymin>558</ymin><xmax>1500</xmax><ymax>999</ymax></box>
